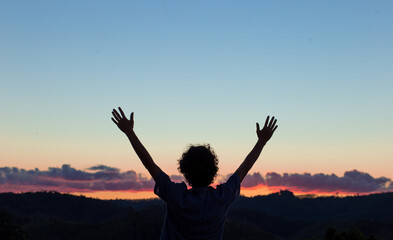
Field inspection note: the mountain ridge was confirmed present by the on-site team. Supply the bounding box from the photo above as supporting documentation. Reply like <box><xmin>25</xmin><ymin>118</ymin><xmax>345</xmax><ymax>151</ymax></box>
<box><xmin>1</xmin><ymin>190</ymin><xmax>392</xmax><ymax>239</ymax></box>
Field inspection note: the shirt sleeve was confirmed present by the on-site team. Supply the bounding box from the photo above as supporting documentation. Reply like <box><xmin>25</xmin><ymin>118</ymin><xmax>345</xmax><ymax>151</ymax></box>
<box><xmin>154</xmin><ymin>170</ymin><xmax>187</xmax><ymax>202</ymax></box>
<box><xmin>222</xmin><ymin>173</ymin><xmax>241</xmax><ymax>202</ymax></box>
<box><xmin>154</xmin><ymin>170</ymin><xmax>172</xmax><ymax>202</ymax></box>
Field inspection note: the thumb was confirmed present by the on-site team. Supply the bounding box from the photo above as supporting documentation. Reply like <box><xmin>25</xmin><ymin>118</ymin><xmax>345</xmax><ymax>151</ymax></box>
<box><xmin>256</xmin><ymin>122</ymin><xmax>260</xmax><ymax>131</ymax></box>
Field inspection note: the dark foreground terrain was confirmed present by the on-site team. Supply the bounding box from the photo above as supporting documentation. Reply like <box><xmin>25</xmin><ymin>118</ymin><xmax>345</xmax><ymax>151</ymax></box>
<box><xmin>1</xmin><ymin>190</ymin><xmax>392</xmax><ymax>240</ymax></box>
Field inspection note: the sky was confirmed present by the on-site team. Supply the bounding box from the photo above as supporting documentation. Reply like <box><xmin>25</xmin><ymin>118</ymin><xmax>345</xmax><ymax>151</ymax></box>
<box><xmin>1</xmin><ymin>1</ymin><xmax>393</xmax><ymax>199</ymax></box>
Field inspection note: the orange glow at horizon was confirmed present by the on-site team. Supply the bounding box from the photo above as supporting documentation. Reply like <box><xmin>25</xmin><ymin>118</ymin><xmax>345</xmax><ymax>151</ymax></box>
<box><xmin>66</xmin><ymin>185</ymin><xmax>382</xmax><ymax>200</ymax></box>
<box><xmin>240</xmin><ymin>184</ymin><xmax>382</xmax><ymax>198</ymax></box>
<box><xmin>71</xmin><ymin>190</ymin><xmax>157</xmax><ymax>200</ymax></box>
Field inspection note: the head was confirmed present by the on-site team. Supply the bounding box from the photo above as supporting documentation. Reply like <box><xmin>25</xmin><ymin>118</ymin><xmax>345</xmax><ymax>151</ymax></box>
<box><xmin>178</xmin><ymin>144</ymin><xmax>219</xmax><ymax>187</ymax></box>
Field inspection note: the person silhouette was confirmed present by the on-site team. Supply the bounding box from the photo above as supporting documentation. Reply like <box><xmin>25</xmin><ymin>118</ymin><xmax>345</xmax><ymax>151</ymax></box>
<box><xmin>111</xmin><ymin>107</ymin><xmax>278</xmax><ymax>240</ymax></box>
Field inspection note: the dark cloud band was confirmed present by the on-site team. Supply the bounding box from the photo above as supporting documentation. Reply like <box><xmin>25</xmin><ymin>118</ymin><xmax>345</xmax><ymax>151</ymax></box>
<box><xmin>221</xmin><ymin>170</ymin><xmax>393</xmax><ymax>193</ymax></box>
<box><xmin>0</xmin><ymin>164</ymin><xmax>154</xmax><ymax>192</ymax></box>
<box><xmin>0</xmin><ymin>165</ymin><xmax>391</xmax><ymax>194</ymax></box>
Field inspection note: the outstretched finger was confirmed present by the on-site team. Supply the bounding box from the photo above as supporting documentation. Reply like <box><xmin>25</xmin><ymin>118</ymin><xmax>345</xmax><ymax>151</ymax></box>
<box><xmin>268</xmin><ymin>117</ymin><xmax>272</xmax><ymax>128</ymax></box>
<box><xmin>112</xmin><ymin>109</ymin><xmax>121</xmax><ymax>120</ymax></box>
<box><xmin>269</xmin><ymin>117</ymin><xmax>276</xmax><ymax>128</ymax></box>
<box><xmin>256</xmin><ymin>122</ymin><xmax>260</xmax><ymax>131</ymax></box>
<box><xmin>272</xmin><ymin>125</ymin><xmax>278</xmax><ymax>133</ymax></box>
<box><xmin>269</xmin><ymin>118</ymin><xmax>277</xmax><ymax>129</ymax></box>
<box><xmin>264</xmin><ymin>116</ymin><xmax>270</xmax><ymax>128</ymax></box>
<box><xmin>111</xmin><ymin>117</ymin><xmax>119</xmax><ymax>125</ymax></box>
<box><xmin>130</xmin><ymin>112</ymin><xmax>134</xmax><ymax>121</ymax></box>
<box><xmin>118</xmin><ymin>107</ymin><xmax>126</xmax><ymax>118</ymax></box>
<box><xmin>112</xmin><ymin>112</ymin><xmax>120</xmax><ymax>122</ymax></box>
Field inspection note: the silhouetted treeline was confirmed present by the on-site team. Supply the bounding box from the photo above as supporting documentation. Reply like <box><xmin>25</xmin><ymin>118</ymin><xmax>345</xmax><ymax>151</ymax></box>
<box><xmin>1</xmin><ymin>190</ymin><xmax>392</xmax><ymax>239</ymax></box>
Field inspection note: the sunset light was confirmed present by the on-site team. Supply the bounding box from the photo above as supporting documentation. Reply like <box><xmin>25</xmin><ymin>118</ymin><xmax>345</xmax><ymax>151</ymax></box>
<box><xmin>1</xmin><ymin>1</ymin><xmax>392</xmax><ymax>238</ymax></box>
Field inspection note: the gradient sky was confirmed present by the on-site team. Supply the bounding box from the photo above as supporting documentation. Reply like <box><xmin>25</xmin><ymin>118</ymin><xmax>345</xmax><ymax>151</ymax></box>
<box><xmin>1</xmin><ymin>1</ymin><xmax>393</xmax><ymax>197</ymax></box>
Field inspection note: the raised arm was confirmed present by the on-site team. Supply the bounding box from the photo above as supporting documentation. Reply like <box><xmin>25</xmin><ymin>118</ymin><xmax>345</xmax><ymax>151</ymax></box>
<box><xmin>111</xmin><ymin>107</ymin><xmax>161</xmax><ymax>181</ymax></box>
<box><xmin>234</xmin><ymin>116</ymin><xmax>278</xmax><ymax>182</ymax></box>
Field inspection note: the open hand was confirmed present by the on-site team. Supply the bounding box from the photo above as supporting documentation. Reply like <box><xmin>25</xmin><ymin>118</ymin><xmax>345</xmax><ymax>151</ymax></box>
<box><xmin>256</xmin><ymin>116</ymin><xmax>278</xmax><ymax>143</ymax></box>
<box><xmin>111</xmin><ymin>107</ymin><xmax>134</xmax><ymax>134</ymax></box>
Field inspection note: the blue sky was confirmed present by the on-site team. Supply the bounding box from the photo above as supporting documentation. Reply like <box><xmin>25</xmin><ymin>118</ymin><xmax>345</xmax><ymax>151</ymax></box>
<box><xmin>1</xmin><ymin>1</ymin><xmax>392</xmax><ymax>182</ymax></box>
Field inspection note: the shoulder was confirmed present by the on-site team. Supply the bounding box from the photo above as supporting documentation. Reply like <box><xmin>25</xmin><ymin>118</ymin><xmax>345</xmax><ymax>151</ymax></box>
<box><xmin>213</xmin><ymin>173</ymin><xmax>241</xmax><ymax>201</ymax></box>
<box><xmin>154</xmin><ymin>171</ymin><xmax>187</xmax><ymax>202</ymax></box>
<box><xmin>218</xmin><ymin>173</ymin><xmax>240</xmax><ymax>190</ymax></box>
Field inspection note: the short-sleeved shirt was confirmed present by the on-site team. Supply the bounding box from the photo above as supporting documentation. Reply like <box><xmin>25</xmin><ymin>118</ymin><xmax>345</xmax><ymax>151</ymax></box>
<box><xmin>154</xmin><ymin>171</ymin><xmax>240</xmax><ymax>240</ymax></box>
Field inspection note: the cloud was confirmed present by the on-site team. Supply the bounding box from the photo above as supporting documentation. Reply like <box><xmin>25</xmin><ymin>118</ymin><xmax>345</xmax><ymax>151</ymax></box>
<box><xmin>242</xmin><ymin>172</ymin><xmax>265</xmax><ymax>188</ymax></box>
<box><xmin>1</xmin><ymin>165</ymin><xmax>392</xmax><ymax>195</ymax></box>
<box><xmin>0</xmin><ymin>164</ymin><xmax>154</xmax><ymax>192</ymax></box>
<box><xmin>216</xmin><ymin>170</ymin><xmax>393</xmax><ymax>194</ymax></box>
<box><xmin>87</xmin><ymin>165</ymin><xmax>119</xmax><ymax>172</ymax></box>
<box><xmin>169</xmin><ymin>174</ymin><xmax>185</xmax><ymax>183</ymax></box>
<box><xmin>265</xmin><ymin>170</ymin><xmax>392</xmax><ymax>193</ymax></box>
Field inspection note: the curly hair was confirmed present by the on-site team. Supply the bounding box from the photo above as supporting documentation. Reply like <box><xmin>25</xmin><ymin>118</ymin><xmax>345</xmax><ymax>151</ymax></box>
<box><xmin>178</xmin><ymin>144</ymin><xmax>219</xmax><ymax>187</ymax></box>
